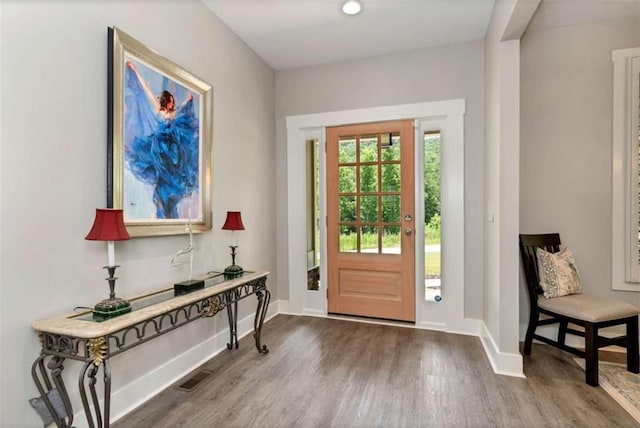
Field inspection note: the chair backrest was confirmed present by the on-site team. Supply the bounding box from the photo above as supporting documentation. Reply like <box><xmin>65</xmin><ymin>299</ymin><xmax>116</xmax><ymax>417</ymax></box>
<box><xmin>519</xmin><ymin>233</ymin><xmax>562</xmax><ymax>307</ymax></box>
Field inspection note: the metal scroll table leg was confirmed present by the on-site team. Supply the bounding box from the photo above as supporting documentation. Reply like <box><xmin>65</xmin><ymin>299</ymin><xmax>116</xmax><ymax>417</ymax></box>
<box><xmin>253</xmin><ymin>289</ymin><xmax>271</xmax><ymax>354</ymax></box>
<box><xmin>79</xmin><ymin>360</ymin><xmax>111</xmax><ymax>428</ymax></box>
<box><xmin>31</xmin><ymin>354</ymin><xmax>74</xmax><ymax>428</ymax></box>
<box><xmin>226</xmin><ymin>293</ymin><xmax>239</xmax><ymax>350</ymax></box>
<box><xmin>104</xmin><ymin>360</ymin><xmax>111</xmax><ymax>427</ymax></box>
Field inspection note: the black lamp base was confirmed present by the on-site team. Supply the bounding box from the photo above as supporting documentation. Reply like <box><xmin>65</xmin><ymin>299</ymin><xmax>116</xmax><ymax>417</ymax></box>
<box><xmin>174</xmin><ymin>279</ymin><xmax>205</xmax><ymax>295</ymax></box>
<box><xmin>93</xmin><ymin>297</ymin><xmax>131</xmax><ymax>321</ymax></box>
<box><xmin>224</xmin><ymin>264</ymin><xmax>244</xmax><ymax>279</ymax></box>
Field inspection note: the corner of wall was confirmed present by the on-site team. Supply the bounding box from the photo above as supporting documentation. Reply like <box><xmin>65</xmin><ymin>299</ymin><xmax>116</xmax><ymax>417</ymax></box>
<box><xmin>483</xmin><ymin>0</ymin><xmax>535</xmax><ymax>376</ymax></box>
<box><xmin>480</xmin><ymin>321</ymin><xmax>524</xmax><ymax>377</ymax></box>
<box><xmin>502</xmin><ymin>0</ymin><xmax>541</xmax><ymax>41</ymax></box>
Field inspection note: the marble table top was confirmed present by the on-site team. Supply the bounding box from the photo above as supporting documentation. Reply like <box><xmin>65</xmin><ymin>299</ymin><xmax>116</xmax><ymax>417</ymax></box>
<box><xmin>32</xmin><ymin>270</ymin><xmax>269</xmax><ymax>339</ymax></box>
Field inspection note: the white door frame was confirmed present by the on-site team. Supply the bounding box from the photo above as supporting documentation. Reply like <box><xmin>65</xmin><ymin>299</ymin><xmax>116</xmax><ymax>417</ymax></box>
<box><xmin>284</xmin><ymin>99</ymin><xmax>476</xmax><ymax>334</ymax></box>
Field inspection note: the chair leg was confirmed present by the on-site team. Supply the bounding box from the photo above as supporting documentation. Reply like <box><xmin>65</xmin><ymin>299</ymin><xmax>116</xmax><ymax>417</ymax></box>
<box><xmin>558</xmin><ymin>319</ymin><xmax>568</xmax><ymax>346</ymax></box>
<box><xmin>524</xmin><ymin>309</ymin><xmax>538</xmax><ymax>356</ymax></box>
<box><xmin>585</xmin><ymin>322</ymin><xmax>598</xmax><ymax>387</ymax></box>
<box><xmin>627</xmin><ymin>316</ymin><xmax>639</xmax><ymax>374</ymax></box>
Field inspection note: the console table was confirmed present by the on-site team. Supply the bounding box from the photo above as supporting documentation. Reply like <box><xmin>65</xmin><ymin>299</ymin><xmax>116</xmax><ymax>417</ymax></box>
<box><xmin>30</xmin><ymin>270</ymin><xmax>270</xmax><ymax>428</ymax></box>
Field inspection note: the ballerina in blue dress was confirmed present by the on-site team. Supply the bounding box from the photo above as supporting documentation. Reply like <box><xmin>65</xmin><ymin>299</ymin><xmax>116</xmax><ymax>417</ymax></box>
<box><xmin>124</xmin><ymin>60</ymin><xmax>199</xmax><ymax>219</ymax></box>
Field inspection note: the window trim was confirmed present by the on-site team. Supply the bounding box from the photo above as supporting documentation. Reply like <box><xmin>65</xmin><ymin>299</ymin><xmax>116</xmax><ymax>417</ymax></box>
<box><xmin>612</xmin><ymin>47</ymin><xmax>640</xmax><ymax>290</ymax></box>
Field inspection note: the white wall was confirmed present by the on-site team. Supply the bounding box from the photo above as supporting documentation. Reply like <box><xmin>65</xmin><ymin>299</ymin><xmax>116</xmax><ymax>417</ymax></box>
<box><xmin>0</xmin><ymin>2</ymin><xmax>4</xmax><ymax>421</ymax></box>
<box><xmin>0</xmin><ymin>1</ymin><xmax>275</xmax><ymax>426</ymax></box>
<box><xmin>484</xmin><ymin>1</ymin><xmax>504</xmax><ymax>352</ymax></box>
<box><xmin>275</xmin><ymin>41</ymin><xmax>485</xmax><ymax>321</ymax></box>
<box><xmin>482</xmin><ymin>0</ymin><xmax>538</xmax><ymax>376</ymax></box>
<box><xmin>520</xmin><ymin>3</ymin><xmax>640</xmax><ymax>324</ymax></box>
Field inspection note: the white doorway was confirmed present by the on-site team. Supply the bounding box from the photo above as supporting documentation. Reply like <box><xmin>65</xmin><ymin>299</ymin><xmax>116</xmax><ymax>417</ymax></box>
<box><xmin>284</xmin><ymin>100</ymin><xmax>476</xmax><ymax>335</ymax></box>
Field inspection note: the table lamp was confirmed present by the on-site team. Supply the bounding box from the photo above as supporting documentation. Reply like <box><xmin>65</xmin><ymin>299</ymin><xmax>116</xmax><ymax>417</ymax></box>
<box><xmin>222</xmin><ymin>211</ymin><xmax>245</xmax><ymax>277</ymax></box>
<box><xmin>85</xmin><ymin>208</ymin><xmax>132</xmax><ymax>319</ymax></box>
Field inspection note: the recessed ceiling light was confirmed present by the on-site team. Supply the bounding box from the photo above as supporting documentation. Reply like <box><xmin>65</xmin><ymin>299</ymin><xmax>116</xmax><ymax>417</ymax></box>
<box><xmin>342</xmin><ymin>0</ymin><xmax>363</xmax><ymax>16</ymax></box>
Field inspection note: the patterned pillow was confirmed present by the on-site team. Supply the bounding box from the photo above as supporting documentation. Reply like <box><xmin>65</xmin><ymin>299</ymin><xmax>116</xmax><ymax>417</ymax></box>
<box><xmin>536</xmin><ymin>247</ymin><xmax>583</xmax><ymax>298</ymax></box>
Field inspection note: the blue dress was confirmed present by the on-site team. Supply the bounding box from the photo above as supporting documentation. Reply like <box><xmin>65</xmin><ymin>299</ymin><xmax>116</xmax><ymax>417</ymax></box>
<box><xmin>124</xmin><ymin>65</ymin><xmax>199</xmax><ymax>219</ymax></box>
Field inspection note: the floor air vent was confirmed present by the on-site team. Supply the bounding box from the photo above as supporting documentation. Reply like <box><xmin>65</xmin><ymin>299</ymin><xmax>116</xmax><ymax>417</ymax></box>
<box><xmin>175</xmin><ymin>370</ymin><xmax>212</xmax><ymax>391</ymax></box>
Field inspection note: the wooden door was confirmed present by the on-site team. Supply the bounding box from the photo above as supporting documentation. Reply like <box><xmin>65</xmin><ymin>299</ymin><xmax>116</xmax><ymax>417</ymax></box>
<box><xmin>327</xmin><ymin>120</ymin><xmax>415</xmax><ymax>322</ymax></box>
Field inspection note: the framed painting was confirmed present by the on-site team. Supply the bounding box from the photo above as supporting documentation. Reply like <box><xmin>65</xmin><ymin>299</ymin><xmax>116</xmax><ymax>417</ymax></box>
<box><xmin>107</xmin><ymin>27</ymin><xmax>213</xmax><ymax>237</ymax></box>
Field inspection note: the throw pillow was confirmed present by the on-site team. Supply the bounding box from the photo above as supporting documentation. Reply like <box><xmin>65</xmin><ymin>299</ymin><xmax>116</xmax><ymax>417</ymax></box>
<box><xmin>536</xmin><ymin>247</ymin><xmax>583</xmax><ymax>298</ymax></box>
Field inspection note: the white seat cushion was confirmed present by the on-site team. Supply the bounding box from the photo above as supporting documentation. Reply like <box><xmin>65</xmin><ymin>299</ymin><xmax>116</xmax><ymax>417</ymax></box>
<box><xmin>538</xmin><ymin>293</ymin><xmax>639</xmax><ymax>323</ymax></box>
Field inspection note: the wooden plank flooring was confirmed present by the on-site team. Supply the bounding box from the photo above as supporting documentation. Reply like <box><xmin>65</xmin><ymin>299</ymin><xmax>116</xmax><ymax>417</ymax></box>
<box><xmin>113</xmin><ymin>315</ymin><xmax>638</xmax><ymax>427</ymax></box>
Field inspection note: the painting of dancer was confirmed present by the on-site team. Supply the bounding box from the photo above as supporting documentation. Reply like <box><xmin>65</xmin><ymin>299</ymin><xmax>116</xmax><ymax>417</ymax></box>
<box><xmin>108</xmin><ymin>27</ymin><xmax>213</xmax><ymax>237</ymax></box>
<box><xmin>124</xmin><ymin>57</ymin><xmax>200</xmax><ymax>220</ymax></box>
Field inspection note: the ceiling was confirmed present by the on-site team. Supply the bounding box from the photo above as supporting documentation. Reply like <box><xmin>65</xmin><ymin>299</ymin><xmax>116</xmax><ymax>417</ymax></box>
<box><xmin>202</xmin><ymin>0</ymin><xmax>496</xmax><ymax>70</ymax></box>
<box><xmin>527</xmin><ymin>0</ymin><xmax>640</xmax><ymax>32</ymax></box>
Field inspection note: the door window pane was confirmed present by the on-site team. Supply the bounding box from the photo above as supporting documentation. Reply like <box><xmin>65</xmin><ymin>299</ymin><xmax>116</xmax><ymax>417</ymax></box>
<box><xmin>382</xmin><ymin>195</ymin><xmax>401</xmax><ymax>223</ymax></box>
<box><xmin>339</xmin><ymin>138</ymin><xmax>356</xmax><ymax>163</ymax></box>
<box><xmin>360</xmin><ymin>136</ymin><xmax>378</xmax><ymax>162</ymax></box>
<box><xmin>338</xmin><ymin>166</ymin><xmax>356</xmax><ymax>193</ymax></box>
<box><xmin>360</xmin><ymin>226</ymin><xmax>379</xmax><ymax>253</ymax></box>
<box><xmin>381</xmin><ymin>134</ymin><xmax>401</xmax><ymax>161</ymax></box>
<box><xmin>339</xmin><ymin>196</ymin><xmax>356</xmax><ymax>222</ymax></box>
<box><xmin>339</xmin><ymin>225</ymin><xmax>357</xmax><ymax>252</ymax></box>
<box><xmin>359</xmin><ymin>165</ymin><xmax>378</xmax><ymax>192</ymax></box>
<box><xmin>382</xmin><ymin>226</ymin><xmax>401</xmax><ymax>254</ymax></box>
<box><xmin>360</xmin><ymin>196</ymin><xmax>378</xmax><ymax>223</ymax></box>
<box><xmin>381</xmin><ymin>164</ymin><xmax>400</xmax><ymax>192</ymax></box>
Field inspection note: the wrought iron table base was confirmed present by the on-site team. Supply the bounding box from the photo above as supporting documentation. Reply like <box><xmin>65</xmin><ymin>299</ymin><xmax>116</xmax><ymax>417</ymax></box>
<box><xmin>31</xmin><ymin>354</ymin><xmax>74</xmax><ymax>428</ymax></box>
<box><xmin>223</xmin><ymin>288</ymin><xmax>271</xmax><ymax>353</ymax></box>
<box><xmin>31</xmin><ymin>276</ymin><xmax>269</xmax><ymax>428</ymax></box>
<box><xmin>253</xmin><ymin>289</ymin><xmax>271</xmax><ymax>354</ymax></box>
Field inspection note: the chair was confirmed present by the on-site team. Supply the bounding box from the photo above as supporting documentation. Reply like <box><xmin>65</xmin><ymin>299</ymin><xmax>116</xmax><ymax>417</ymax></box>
<box><xmin>519</xmin><ymin>233</ymin><xmax>639</xmax><ymax>386</ymax></box>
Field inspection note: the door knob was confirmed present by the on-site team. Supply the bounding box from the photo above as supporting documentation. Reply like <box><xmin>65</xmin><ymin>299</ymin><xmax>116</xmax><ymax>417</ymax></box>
<box><xmin>404</xmin><ymin>228</ymin><xmax>413</xmax><ymax>236</ymax></box>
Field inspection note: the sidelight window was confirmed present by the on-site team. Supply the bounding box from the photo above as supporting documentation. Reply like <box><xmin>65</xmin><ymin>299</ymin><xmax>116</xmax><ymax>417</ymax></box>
<box><xmin>612</xmin><ymin>47</ymin><xmax>640</xmax><ymax>290</ymax></box>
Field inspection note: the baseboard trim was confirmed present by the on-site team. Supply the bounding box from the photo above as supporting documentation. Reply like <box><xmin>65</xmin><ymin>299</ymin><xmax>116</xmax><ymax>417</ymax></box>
<box><xmin>301</xmin><ymin>308</ymin><xmax>326</xmax><ymax>317</ymax></box>
<box><xmin>416</xmin><ymin>321</ymin><xmax>447</xmax><ymax>331</ymax></box>
<box><xmin>480</xmin><ymin>322</ymin><xmax>524</xmax><ymax>378</ymax></box>
<box><xmin>446</xmin><ymin>318</ymin><xmax>483</xmax><ymax>337</ymax></box>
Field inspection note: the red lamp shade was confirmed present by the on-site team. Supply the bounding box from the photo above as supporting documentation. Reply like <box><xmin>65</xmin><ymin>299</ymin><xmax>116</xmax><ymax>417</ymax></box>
<box><xmin>85</xmin><ymin>209</ymin><xmax>130</xmax><ymax>241</ymax></box>
<box><xmin>222</xmin><ymin>211</ymin><xmax>245</xmax><ymax>231</ymax></box>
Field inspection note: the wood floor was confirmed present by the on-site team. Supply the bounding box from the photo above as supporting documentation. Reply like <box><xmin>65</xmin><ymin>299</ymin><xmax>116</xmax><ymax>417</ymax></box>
<box><xmin>113</xmin><ymin>315</ymin><xmax>638</xmax><ymax>427</ymax></box>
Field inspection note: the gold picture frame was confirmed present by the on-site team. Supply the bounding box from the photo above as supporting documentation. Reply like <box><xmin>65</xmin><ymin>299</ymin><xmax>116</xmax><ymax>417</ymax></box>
<box><xmin>107</xmin><ymin>27</ymin><xmax>213</xmax><ymax>237</ymax></box>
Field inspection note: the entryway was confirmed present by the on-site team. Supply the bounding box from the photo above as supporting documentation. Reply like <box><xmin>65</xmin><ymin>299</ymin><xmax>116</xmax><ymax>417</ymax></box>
<box><xmin>284</xmin><ymin>99</ymin><xmax>469</xmax><ymax>334</ymax></box>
